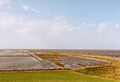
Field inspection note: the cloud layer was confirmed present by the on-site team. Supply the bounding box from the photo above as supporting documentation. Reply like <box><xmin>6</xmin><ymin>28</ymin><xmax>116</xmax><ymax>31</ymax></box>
<box><xmin>0</xmin><ymin>0</ymin><xmax>10</xmax><ymax>6</ymax></box>
<box><xmin>0</xmin><ymin>12</ymin><xmax>75</xmax><ymax>39</ymax></box>
<box><xmin>0</xmin><ymin>0</ymin><xmax>119</xmax><ymax>49</ymax></box>
<box><xmin>0</xmin><ymin>12</ymin><xmax>119</xmax><ymax>39</ymax></box>
<box><xmin>22</xmin><ymin>5</ymin><xmax>40</xmax><ymax>13</ymax></box>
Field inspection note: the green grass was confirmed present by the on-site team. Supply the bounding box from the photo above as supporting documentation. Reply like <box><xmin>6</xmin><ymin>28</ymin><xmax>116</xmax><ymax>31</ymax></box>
<box><xmin>76</xmin><ymin>65</ymin><xmax>116</xmax><ymax>76</ymax></box>
<box><xmin>0</xmin><ymin>70</ymin><xmax>115</xmax><ymax>82</ymax></box>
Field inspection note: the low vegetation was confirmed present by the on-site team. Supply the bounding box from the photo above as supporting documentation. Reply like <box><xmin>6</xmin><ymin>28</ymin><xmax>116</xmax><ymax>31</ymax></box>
<box><xmin>0</xmin><ymin>70</ymin><xmax>115</xmax><ymax>82</ymax></box>
<box><xmin>0</xmin><ymin>49</ymin><xmax>120</xmax><ymax>81</ymax></box>
<box><xmin>53</xmin><ymin>62</ymin><xmax>64</xmax><ymax>67</ymax></box>
<box><xmin>74</xmin><ymin>63</ymin><xmax>86</xmax><ymax>67</ymax></box>
<box><xmin>46</xmin><ymin>51</ymin><xmax>120</xmax><ymax>81</ymax></box>
<box><xmin>53</xmin><ymin>52</ymin><xmax>118</xmax><ymax>63</ymax></box>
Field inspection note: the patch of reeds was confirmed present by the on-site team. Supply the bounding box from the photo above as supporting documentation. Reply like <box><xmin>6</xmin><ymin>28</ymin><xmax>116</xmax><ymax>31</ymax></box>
<box><xmin>53</xmin><ymin>62</ymin><xmax>64</xmax><ymax>67</ymax></box>
<box><xmin>74</xmin><ymin>63</ymin><xmax>86</xmax><ymax>67</ymax></box>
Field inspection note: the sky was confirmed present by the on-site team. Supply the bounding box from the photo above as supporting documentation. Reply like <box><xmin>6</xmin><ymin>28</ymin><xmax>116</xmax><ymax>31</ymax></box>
<box><xmin>0</xmin><ymin>0</ymin><xmax>120</xmax><ymax>49</ymax></box>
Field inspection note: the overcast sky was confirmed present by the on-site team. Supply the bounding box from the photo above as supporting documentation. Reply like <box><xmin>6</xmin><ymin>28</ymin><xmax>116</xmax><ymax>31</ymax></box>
<box><xmin>0</xmin><ymin>0</ymin><xmax>120</xmax><ymax>49</ymax></box>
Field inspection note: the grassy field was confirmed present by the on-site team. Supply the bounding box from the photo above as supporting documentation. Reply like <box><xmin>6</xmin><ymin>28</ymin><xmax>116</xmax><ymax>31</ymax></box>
<box><xmin>0</xmin><ymin>70</ymin><xmax>115</xmax><ymax>82</ymax></box>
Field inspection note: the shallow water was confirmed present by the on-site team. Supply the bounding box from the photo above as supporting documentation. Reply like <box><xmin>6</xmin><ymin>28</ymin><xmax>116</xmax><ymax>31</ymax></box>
<box><xmin>0</xmin><ymin>50</ymin><xmax>110</xmax><ymax>70</ymax></box>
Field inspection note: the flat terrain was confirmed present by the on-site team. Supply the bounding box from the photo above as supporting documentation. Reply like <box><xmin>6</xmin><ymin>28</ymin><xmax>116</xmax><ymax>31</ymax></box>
<box><xmin>0</xmin><ymin>49</ymin><xmax>109</xmax><ymax>70</ymax></box>
<box><xmin>0</xmin><ymin>57</ymin><xmax>41</xmax><ymax>70</ymax></box>
<box><xmin>0</xmin><ymin>50</ymin><xmax>44</xmax><ymax>70</ymax></box>
<box><xmin>0</xmin><ymin>70</ymin><xmax>115</xmax><ymax>82</ymax></box>
<box><xmin>43</xmin><ymin>49</ymin><xmax>120</xmax><ymax>57</ymax></box>
<box><xmin>42</xmin><ymin>49</ymin><xmax>120</xmax><ymax>61</ymax></box>
<box><xmin>0</xmin><ymin>49</ymin><xmax>119</xmax><ymax>81</ymax></box>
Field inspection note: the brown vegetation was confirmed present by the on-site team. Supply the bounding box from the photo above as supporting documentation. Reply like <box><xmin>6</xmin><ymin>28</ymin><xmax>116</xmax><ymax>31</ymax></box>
<box><xmin>53</xmin><ymin>62</ymin><xmax>64</xmax><ymax>67</ymax></box>
<box><xmin>74</xmin><ymin>63</ymin><xmax>86</xmax><ymax>67</ymax></box>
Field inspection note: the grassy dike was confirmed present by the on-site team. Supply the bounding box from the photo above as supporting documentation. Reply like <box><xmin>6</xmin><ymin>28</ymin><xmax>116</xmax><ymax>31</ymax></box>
<box><xmin>0</xmin><ymin>70</ymin><xmax>115</xmax><ymax>82</ymax></box>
